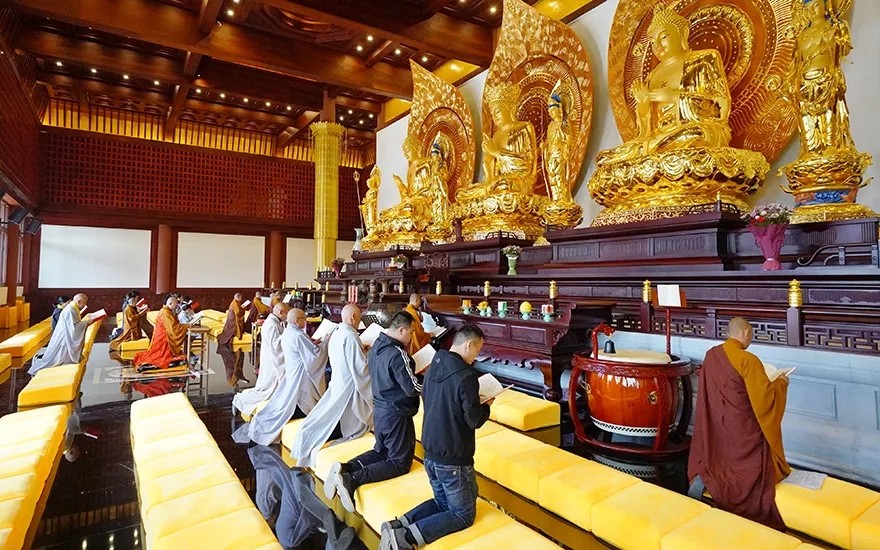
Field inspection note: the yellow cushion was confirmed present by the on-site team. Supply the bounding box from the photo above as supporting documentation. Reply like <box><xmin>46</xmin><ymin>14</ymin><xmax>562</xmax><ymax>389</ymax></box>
<box><xmin>279</xmin><ymin>418</ymin><xmax>307</xmax><ymax>452</ymax></box>
<box><xmin>0</xmin><ymin>405</ymin><xmax>69</xmax><ymax>450</ymax></box>
<box><xmin>355</xmin><ymin>465</ymin><xmax>431</xmax><ymax>531</ymax></box>
<box><xmin>591</xmin><ymin>483</ymin><xmax>710</xmax><ymax>550</ymax></box>
<box><xmin>143</xmin><ymin>479</ymin><xmax>253</xmax><ymax>538</ymax></box>
<box><xmin>473</xmin><ymin>430</ymin><xmax>545</xmax><ymax>481</ymax></box>
<box><xmin>129</xmin><ymin>406</ymin><xmax>199</xmax><ymax>433</ymax></box>
<box><xmin>475</xmin><ymin>420</ymin><xmax>506</xmax><ymax>439</ymax></box>
<box><xmin>313</xmin><ymin>434</ymin><xmax>377</xmax><ymax>480</ymax></box>
<box><xmin>853</xmin><ymin>500</ymin><xmax>880</xmax><ymax>550</ymax></box>
<box><xmin>130</xmin><ymin>414</ymin><xmax>205</xmax><ymax>447</ymax></box>
<box><xmin>0</xmin><ymin>321</ymin><xmax>52</xmax><ymax>356</ymax></box>
<box><xmin>660</xmin><ymin>508</ymin><xmax>802</xmax><ymax>550</ymax></box>
<box><xmin>495</xmin><ymin>445</ymin><xmax>582</xmax><ymax>503</ymax></box>
<box><xmin>0</xmin><ymin>527</ymin><xmax>10</xmax><ymax>548</ymax></box>
<box><xmin>0</xmin><ymin>454</ymin><xmax>44</xmax><ymax>481</ymax></box>
<box><xmin>537</xmin><ymin>460</ymin><xmax>640</xmax><ymax>530</ymax></box>
<box><xmin>0</xmin><ymin>439</ymin><xmax>50</xmax><ymax>463</ymax></box>
<box><xmin>0</xmin><ymin>472</ymin><xmax>38</xmax><ymax>502</ymax></box>
<box><xmin>776</xmin><ymin>477</ymin><xmax>880</xmax><ymax>549</ymax></box>
<box><xmin>131</xmin><ymin>430</ymin><xmax>216</xmax><ymax>463</ymax></box>
<box><xmin>0</xmin><ymin>353</ymin><xmax>11</xmax><ymax>372</ymax></box>
<box><xmin>0</xmin><ymin>498</ymin><xmax>31</xmax><ymax>550</ymax></box>
<box><xmin>490</xmin><ymin>393</ymin><xmax>560</xmax><ymax>431</ymax></box>
<box><xmin>240</xmin><ymin>399</ymin><xmax>270</xmax><ymax>422</ymax></box>
<box><xmin>120</xmin><ymin>337</ymin><xmax>150</xmax><ymax>352</ymax></box>
<box><xmin>17</xmin><ymin>364</ymin><xmax>83</xmax><ymax>407</ymax></box>
<box><xmin>149</xmin><ymin>504</ymin><xmax>280</xmax><ymax>550</ymax></box>
<box><xmin>424</xmin><ymin>500</ymin><xmax>515</xmax><ymax>550</ymax></box>
<box><xmin>446</xmin><ymin>520</ymin><xmax>560</xmax><ymax>549</ymax></box>
<box><xmin>140</xmin><ymin>461</ymin><xmax>238</xmax><ymax>515</ymax></box>
<box><xmin>136</xmin><ymin>445</ymin><xmax>227</xmax><ymax>481</ymax></box>
<box><xmin>130</xmin><ymin>392</ymin><xmax>191</xmax><ymax>419</ymax></box>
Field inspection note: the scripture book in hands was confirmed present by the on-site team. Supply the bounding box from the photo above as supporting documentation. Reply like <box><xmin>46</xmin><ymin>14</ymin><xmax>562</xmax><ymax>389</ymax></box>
<box><xmin>359</xmin><ymin>322</ymin><xmax>384</xmax><ymax>347</ymax></box>
<box><xmin>88</xmin><ymin>309</ymin><xmax>108</xmax><ymax>322</ymax></box>
<box><xmin>311</xmin><ymin>319</ymin><xmax>338</xmax><ymax>341</ymax></box>
<box><xmin>413</xmin><ymin>344</ymin><xmax>436</xmax><ymax>374</ymax></box>
<box><xmin>763</xmin><ymin>363</ymin><xmax>797</xmax><ymax>382</ymax></box>
<box><xmin>478</xmin><ymin>373</ymin><xmax>512</xmax><ymax>404</ymax></box>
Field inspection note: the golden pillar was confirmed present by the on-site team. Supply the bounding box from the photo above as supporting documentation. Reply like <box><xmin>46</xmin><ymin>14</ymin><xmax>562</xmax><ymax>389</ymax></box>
<box><xmin>311</xmin><ymin>122</ymin><xmax>345</xmax><ymax>272</ymax></box>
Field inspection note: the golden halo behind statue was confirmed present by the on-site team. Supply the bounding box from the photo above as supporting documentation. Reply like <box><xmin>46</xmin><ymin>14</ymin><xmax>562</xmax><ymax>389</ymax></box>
<box><xmin>608</xmin><ymin>0</ymin><xmax>797</xmax><ymax>163</ymax></box>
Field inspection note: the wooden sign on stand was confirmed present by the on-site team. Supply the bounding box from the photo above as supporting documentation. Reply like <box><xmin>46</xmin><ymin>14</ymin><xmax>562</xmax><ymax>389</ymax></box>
<box><xmin>653</xmin><ymin>284</ymin><xmax>688</xmax><ymax>356</ymax></box>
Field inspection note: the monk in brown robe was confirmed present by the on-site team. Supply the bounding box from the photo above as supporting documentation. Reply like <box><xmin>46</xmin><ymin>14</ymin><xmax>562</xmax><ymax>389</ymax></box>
<box><xmin>247</xmin><ymin>291</ymin><xmax>270</xmax><ymax>331</ymax></box>
<box><xmin>689</xmin><ymin>317</ymin><xmax>791</xmax><ymax>529</ymax></box>
<box><xmin>109</xmin><ymin>294</ymin><xmax>144</xmax><ymax>352</ymax></box>
<box><xmin>270</xmin><ymin>291</ymin><xmax>284</xmax><ymax>308</ymax></box>
<box><xmin>218</xmin><ymin>293</ymin><xmax>245</xmax><ymax>346</ymax></box>
<box><xmin>404</xmin><ymin>293</ymin><xmax>430</xmax><ymax>356</ymax></box>
<box><xmin>134</xmin><ymin>294</ymin><xmax>190</xmax><ymax>371</ymax></box>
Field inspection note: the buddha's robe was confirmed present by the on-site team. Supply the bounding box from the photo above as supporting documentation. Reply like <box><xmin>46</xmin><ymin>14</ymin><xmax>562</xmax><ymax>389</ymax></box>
<box><xmin>689</xmin><ymin>338</ymin><xmax>791</xmax><ymax>529</ymax></box>
<box><xmin>404</xmin><ymin>304</ymin><xmax>430</xmax><ymax>356</ymax></box>
<box><xmin>109</xmin><ymin>305</ymin><xmax>144</xmax><ymax>352</ymax></box>
<box><xmin>290</xmin><ymin>323</ymin><xmax>372</xmax><ymax>468</ymax></box>
<box><xmin>30</xmin><ymin>303</ymin><xmax>89</xmax><ymax>375</ymax></box>
<box><xmin>133</xmin><ymin>306</ymin><xmax>189</xmax><ymax>370</ymax></box>
<box><xmin>233</xmin><ymin>313</ymin><xmax>285</xmax><ymax>417</ymax></box>
<box><xmin>237</xmin><ymin>323</ymin><xmax>329</xmax><ymax>445</ymax></box>
<box><xmin>218</xmin><ymin>299</ymin><xmax>245</xmax><ymax>345</ymax></box>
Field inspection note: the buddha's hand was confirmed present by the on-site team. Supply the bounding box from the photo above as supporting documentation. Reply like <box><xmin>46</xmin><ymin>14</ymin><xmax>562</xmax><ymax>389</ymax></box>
<box><xmin>647</xmin><ymin>87</ymin><xmax>679</xmax><ymax>104</ymax></box>
<box><xmin>630</xmin><ymin>80</ymin><xmax>649</xmax><ymax>104</ymax></box>
<box><xmin>482</xmin><ymin>133</ymin><xmax>497</xmax><ymax>156</ymax></box>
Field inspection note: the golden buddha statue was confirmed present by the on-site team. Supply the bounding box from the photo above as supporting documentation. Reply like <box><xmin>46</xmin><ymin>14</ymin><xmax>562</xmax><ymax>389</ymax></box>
<box><xmin>542</xmin><ymin>81</ymin><xmax>583</xmax><ymax>229</ymax></box>
<box><xmin>589</xmin><ymin>5</ymin><xmax>768</xmax><ymax>226</ymax></box>
<box><xmin>425</xmin><ymin>133</ymin><xmax>454</xmax><ymax>242</ymax></box>
<box><xmin>360</xmin><ymin>165</ymin><xmax>381</xmax><ymax>234</ymax></box>
<box><xmin>780</xmin><ymin>0</ymin><xmax>874</xmax><ymax>223</ymax></box>
<box><xmin>456</xmin><ymin>85</ymin><xmax>537</xmax><ymax>201</ymax></box>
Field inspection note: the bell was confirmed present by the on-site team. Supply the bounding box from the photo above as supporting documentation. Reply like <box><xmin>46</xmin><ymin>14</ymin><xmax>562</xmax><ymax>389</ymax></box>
<box><xmin>603</xmin><ymin>340</ymin><xmax>616</xmax><ymax>354</ymax></box>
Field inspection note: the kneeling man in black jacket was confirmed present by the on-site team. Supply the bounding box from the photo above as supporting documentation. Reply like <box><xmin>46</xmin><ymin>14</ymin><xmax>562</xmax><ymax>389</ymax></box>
<box><xmin>326</xmin><ymin>311</ymin><xmax>422</xmax><ymax>513</ymax></box>
<box><xmin>380</xmin><ymin>324</ymin><xmax>490</xmax><ymax>550</ymax></box>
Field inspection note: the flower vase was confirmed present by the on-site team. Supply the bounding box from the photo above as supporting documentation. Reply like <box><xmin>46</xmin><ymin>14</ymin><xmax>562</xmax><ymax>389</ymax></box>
<box><xmin>749</xmin><ymin>223</ymin><xmax>788</xmax><ymax>271</ymax></box>
<box><xmin>352</xmin><ymin>228</ymin><xmax>364</xmax><ymax>252</ymax></box>
<box><xmin>506</xmin><ymin>255</ymin><xmax>519</xmax><ymax>276</ymax></box>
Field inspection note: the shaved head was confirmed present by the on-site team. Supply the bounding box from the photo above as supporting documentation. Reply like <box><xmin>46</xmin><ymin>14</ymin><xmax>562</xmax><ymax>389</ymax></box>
<box><xmin>73</xmin><ymin>293</ymin><xmax>88</xmax><ymax>308</ymax></box>
<box><xmin>234</xmin><ymin>292</ymin><xmax>242</xmax><ymax>301</ymax></box>
<box><xmin>273</xmin><ymin>302</ymin><xmax>290</xmax><ymax>319</ymax></box>
<box><xmin>409</xmin><ymin>293</ymin><xmax>421</xmax><ymax>307</ymax></box>
<box><xmin>341</xmin><ymin>304</ymin><xmax>362</xmax><ymax>329</ymax></box>
<box><xmin>288</xmin><ymin>308</ymin><xmax>307</xmax><ymax>329</ymax></box>
<box><xmin>728</xmin><ymin>317</ymin><xmax>754</xmax><ymax>349</ymax></box>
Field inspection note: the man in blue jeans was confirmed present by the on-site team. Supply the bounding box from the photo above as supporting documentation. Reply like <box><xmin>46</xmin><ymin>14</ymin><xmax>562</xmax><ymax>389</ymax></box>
<box><xmin>380</xmin><ymin>324</ymin><xmax>491</xmax><ymax>550</ymax></box>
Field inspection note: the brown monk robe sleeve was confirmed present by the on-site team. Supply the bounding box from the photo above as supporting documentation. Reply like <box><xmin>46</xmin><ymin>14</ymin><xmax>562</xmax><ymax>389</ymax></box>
<box><xmin>232</xmin><ymin>300</ymin><xmax>245</xmax><ymax>338</ymax></box>
<box><xmin>126</xmin><ymin>305</ymin><xmax>144</xmax><ymax>339</ymax></box>
<box><xmin>254</xmin><ymin>299</ymin><xmax>269</xmax><ymax>316</ymax></box>
<box><xmin>162</xmin><ymin>307</ymin><xmax>189</xmax><ymax>356</ymax></box>
<box><xmin>405</xmin><ymin>304</ymin><xmax>430</xmax><ymax>355</ymax></box>
<box><xmin>731</xmin><ymin>342</ymin><xmax>792</xmax><ymax>482</ymax></box>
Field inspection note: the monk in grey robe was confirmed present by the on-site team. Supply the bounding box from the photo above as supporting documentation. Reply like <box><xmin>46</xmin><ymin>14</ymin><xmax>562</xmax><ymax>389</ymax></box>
<box><xmin>30</xmin><ymin>294</ymin><xmax>98</xmax><ymax>375</ymax></box>
<box><xmin>290</xmin><ymin>304</ymin><xmax>372</xmax><ymax>468</ymax></box>
<box><xmin>232</xmin><ymin>302</ymin><xmax>289</xmax><ymax>417</ymax></box>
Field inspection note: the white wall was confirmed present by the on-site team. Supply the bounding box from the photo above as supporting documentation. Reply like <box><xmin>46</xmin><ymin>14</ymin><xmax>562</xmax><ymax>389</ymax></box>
<box><xmin>285</xmin><ymin>239</ymin><xmax>355</xmax><ymax>285</ymax></box>
<box><xmin>375</xmin><ymin>0</ymin><xmax>880</xmax><ymax>224</ymax></box>
<box><xmin>177</xmin><ymin>232</ymin><xmax>264</xmax><ymax>288</ymax></box>
<box><xmin>38</xmin><ymin>225</ymin><xmax>151</xmax><ymax>288</ymax></box>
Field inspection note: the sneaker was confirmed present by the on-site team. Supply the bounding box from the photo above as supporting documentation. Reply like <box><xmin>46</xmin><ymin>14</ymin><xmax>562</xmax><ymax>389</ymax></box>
<box><xmin>335</xmin><ymin>472</ymin><xmax>356</xmax><ymax>513</ymax></box>
<box><xmin>380</xmin><ymin>527</ymin><xmax>415</xmax><ymax>550</ymax></box>
<box><xmin>380</xmin><ymin>519</ymin><xmax>403</xmax><ymax>539</ymax></box>
<box><xmin>324</xmin><ymin>461</ymin><xmax>342</xmax><ymax>500</ymax></box>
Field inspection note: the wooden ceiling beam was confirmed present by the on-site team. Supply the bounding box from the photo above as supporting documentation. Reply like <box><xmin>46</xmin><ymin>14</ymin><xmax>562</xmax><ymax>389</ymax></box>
<box><xmin>197</xmin><ymin>0</ymin><xmax>225</xmax><ymax>34</ymax></box>
<box><xmin>195</xmin><ymin>60</ymin><xmax>323</xmax><ymax>110</ymax></box>
<box><xmin>262</xmin><ymin>0</ymin><xmax>492</xmax><ymax>66</ymax></box>
<box><xmin>165</xmin><ymin>83</ymin><xmax>191</xmax><ymax>137</ymax></box>
<box><xmin>365</xmin><ymin>39</ymin><xmax>397</xmax><ymax>68</ymax></box>
<box><xmin>10</xmin><ymin>0</ymin><xmax>415</xmax><ymax>99</ymax></box>
<box><xmin>334</xmin><ymin>95</ymin><xmax>381</xmax><ymax>113</ymax></box>
<box><xmin>182</xmin><ymin>51</ymin><xmax>203</xmax><ymax>78</ymax></box>
<box><xmin>276</xmin><ymin>110</ymin><xmax>321</xmax><ymax>152</ymax></box>
<box><xmin>343</xmin><ymin>127</ymin><xmax>376</xmax><ymax>141</ymax></box>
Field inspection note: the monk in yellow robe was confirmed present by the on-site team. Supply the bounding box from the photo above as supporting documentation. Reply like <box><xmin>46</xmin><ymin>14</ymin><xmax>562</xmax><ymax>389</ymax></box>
<box><xmin>218</xmin><ymin>293</ymin><xmax>245</xmax><ymax>346</ymax></box>
<box><xmin>109</xmin><ymin>294</ymin><xmax>144</xmax><ymax>352</ymax></box>
<box><xmin>134</xmin><ymin>294</ymin><xmax>189</xmax><ymax>371</ymax></box>
<box><xmin>404</xmin><ymin>293</ymin><xmax>430</xmax><ymax>356</ymax></box>
<box><xmin>247</xmin><ymin>291</ymin><xmax>270</xmax><ymax>331</ymax></box>
<box><xmin>689</xmin><ymin>317</ymin><xmax>790</xmax><ymax>529</ymax></box>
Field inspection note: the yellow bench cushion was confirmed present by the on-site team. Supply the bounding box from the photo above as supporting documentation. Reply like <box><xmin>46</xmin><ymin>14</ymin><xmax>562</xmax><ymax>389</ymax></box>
<box><xmin>853</xmin><ymin>500</ymin><xmax>880</xmax><ymax>550</ymax></box>
<box><xmin>120</xmin><ymin>337</ymin><xmax>150</xmax><ymax>352</ymax></box>
<box><xmin>148</xmin><ymin>501</ymin><xmax>280</xmax><ymax>550</ymax></box>
<box><xmin>495</xmin><ymin>444</ymin><xmax>582</xmax><ymax>503</ymax></box>
<box><xmin>130</xmin><ymin>414</ymin><xmax>205</xmax><ymax>447</ymax></box>
<box><xmin>776</xmin><ymin>477</ymin><xmax>880</xmax><ymax>549</ymax></box>
<box><xmin>446</xmin><ymin>520</ymin><xmax>561</xmax><ymax>549</ymax></box>
<box><xmin>0</xmin><ymin>353</ymin><xmax>11</xmax><ymax>372</ymax></box>
<box><xmin>355</xmin><ymin>466</ymin><xmax>432</xmax><ymax>531</ymax></box>
<box><xmin>280</xmin><ymin>419</ymin><xmax>306</xmax><ymax>454</ymax></box>
<box><xmin>17</xmin><ymin>364</ymin><xmax>83</xmax><ymax>408</ymax></box>
<box><xmin>424</xmin><ymin>500</ymin><xmax>516</xmax><ymax>550</ymax></box>
<box><xmin>473</xmin><ymin>429</ymin><xmax>545</xmax><ymax>481</ymax></box>
<box><xmin>591</xmin><ymin>482</ymin><xmax>710</xmax><ymax>550</ymax></box>
<box><xmin>489</xmin><ymin>393</ymin><xmax>560</xmax><ymax>431</ymax></box>
<box><xmin>140</xmin><ymin>462</ymin><xmax>241</xmax><ymax>516</ymax></box>
<box><xmin>130</xmin><ymin>392</ymin><xmax>191</xmax><ymax>420</ymax></box>
<box><xmin>537</xmin><ymin>460</ymin><xmax>641</xmax><ymax>530</ymax></box>
<box><xmin>136</xmin><ymin>445</ymin><xmax>227</xmax><ymax>481</ymax></box>
<box><xmin>0</xmin><ymin>321</ymin><xmax>51</xmax><ymax>356</ymax></box>
<box><xmin>131</xmin><ymin>430</ymin><xmax>216</xmax><ymax>463</ymax></box>
<box><xmin>660</xmin><ymin>508</ymin><xmax>802</xmax><ymax>550</ymax></box>
<box><xmin>313</xmin><ymin>434</ymin><xmax>376</xmax><ymax>481</ymax></box>
<box><xmin>0</xmin><ymin>454</ymin><xmax>44</xmax><ymax>481</ymax></box>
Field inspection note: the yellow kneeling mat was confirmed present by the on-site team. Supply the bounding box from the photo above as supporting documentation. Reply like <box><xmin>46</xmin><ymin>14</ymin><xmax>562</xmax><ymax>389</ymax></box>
<box><xmin>852</xmin><ymin>500</ymin><xmax>880</xmax><ymax>550</ymax></box>
<box><xmin>489</xmin><ymin>392</ymin><xmax>560</xmax><ymax>431</ymax></box>
<box><xmin>660</xmin><ymin>508</ymin><xmax>802</xmax><ymax>550</ymax></box>
<box><xmin>494</xmin><ymin>445</ymin><xmax>582</xmax><ymax>503</ymax></box>
<box><xmin>17</xmin><ymin>364</ymin><xmax>83</xmax><ymax>408</ymax></box>
<box><xmin>473</xmin><ymin>429</ymin><xmax>545</xmax><ymax>481</ymax></box>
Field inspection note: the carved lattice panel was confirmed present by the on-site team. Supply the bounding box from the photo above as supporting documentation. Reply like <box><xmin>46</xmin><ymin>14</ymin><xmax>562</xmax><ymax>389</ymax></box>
<box><xmin>652</xmin><ymin>314</ymin><xmax>707</xmax><ymax>337</ymax></box>
<box><xmin>804</xmin><ymin>325</ymin><xmax>880</xmax><ymax>354</ymax></box>
<box><xmin>717</xmin><ymin>317</ymin><xmax>788</xmax><ymax>345</ymax></box>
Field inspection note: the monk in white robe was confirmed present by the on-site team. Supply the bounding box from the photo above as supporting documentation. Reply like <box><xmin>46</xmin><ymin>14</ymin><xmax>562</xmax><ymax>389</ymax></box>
<box><xmin>30</xmin><ymin>294</ymin><xmax>98</xmax><ymax>375</ymax></box>
<box><xmin>290</xmin><ymin>304</ymin><xmax>373</xmax><ymax>468</ymax></box>
<box><xmin>237</xmin><ymin>308</ymin><xmax>329</xmax><ymax>445</ymax></box>
<box><xmin>232</xmin><ymin>303</ymin><xmax>289</xmax><ymax>417</ymax></box>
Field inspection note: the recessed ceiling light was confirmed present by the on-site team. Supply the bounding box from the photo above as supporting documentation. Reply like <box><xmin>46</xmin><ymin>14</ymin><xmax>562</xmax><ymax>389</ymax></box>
<box><xmin>153</xmin><ymin>80</ymin><xmax>160</xmax><ymax>85</ymax></box>
<box><xmin>195</xmin><ymin>88</ymin><xmax>202</xmax><ymax>93</ymax></box>
<box><xmin>55</xmin><ymin>61</ymin><xmax>63</xmax><ymax>67</ymax></box>
<box><xmin>368</xmin><ymin>113</ymin><xmax>374</xmax><ymax>119</ymax></box>
<box><xmin>394</xmin><ymin>48</ymin><xmax>402</xmax><ymax>55</ymax></box>
<box><xmin>490</xmin><ymin>5</ymin><xmax>498</xmax><ymax>13</ymax></box>
<box><xmin>90</xmin><ymin>68</ymin><xmax>97</xmax><ymax>74</ymax></box>
<box><xmin>356</xmin><ymin>45</ymin><xmax>363</xmax><ymax>52</ymax></box>
<box><xmin>243</xmin><ymin>97</ymin><xmax>249</xmax><ymax>103</ymax></box>
<box><xmin>265</xmin><ymin>101</ymin><xmax>271</xmax><ymax>106</ymax></box>
<box><xmin>421</xmin><ymin>55</ymin><xmax>429</xmax><ymax>62</ymax></box>
<box><xmin>226</xmin><ymin>9</ymin><xmax>234</xmax><ymax>16</ymax></box>
<box><xmin>340</xmin><ymin>115</ymin><xmax>345</xmax><ymax>121</ymax></box>
<box><xmin>233</xmin><ymin>0</ymin><xmax>240</xmax><ymax>3</ymax></box>
<box><xmin>359</xmin><ymin>119</ymin><xmax>364</xmax><ymax>124</ymax></box>
<box><xmin>123</xmin><ymin>74</ymin><xmax>130</xmax><ymax>80</ymax></box>
<box><xmin>366</xmin><ymin>35</ymin><xmax>374</xmax><ymax>42</ymax></box>
<box><xmin>286</xmin><ymin>105</ymin><xmax>292</xmax><ymax>111</ymax></box>
<box><xmin>220</xmin><ymin>93</ymin><xmax>226</xmax><ymax>98</ymax></box>
<box><xmin>347</xmin><ymin>109</ymin><xmax>353</xmax><ymax>114</ymax></box>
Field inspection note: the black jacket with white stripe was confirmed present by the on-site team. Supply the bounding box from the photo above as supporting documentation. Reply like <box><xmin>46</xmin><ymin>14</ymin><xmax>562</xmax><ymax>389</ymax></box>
<box><xmin>368</xmin><ymin>332</ymin><xmax>422</xmax><ymax>416</ymax></box>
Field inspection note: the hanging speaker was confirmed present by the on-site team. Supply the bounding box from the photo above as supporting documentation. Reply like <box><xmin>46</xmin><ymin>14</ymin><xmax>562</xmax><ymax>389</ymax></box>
<box><xmin>8</xmin><ymin>206</ymin><xmax>28</xmax><ymax>224</ymax></box>
<box><xmin>24</xmin><ymin>218</ymin><xmax>42</xmax><ymax>234</ymax></box>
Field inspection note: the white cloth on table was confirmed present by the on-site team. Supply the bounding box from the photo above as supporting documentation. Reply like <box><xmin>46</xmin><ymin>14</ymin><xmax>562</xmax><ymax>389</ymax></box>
<box><xmin>240</xmin><ymin>324</ymin><xmax>329</xmax><ymax>446</ymax></box>
<box><xmin>29</xmin><ymin>302</ymin><xmax>88</xmax><ymax>375</ymax></box>
<box><xmin>289</xmin><ymin>323</ymin><xmax>372</xmax><ymax>468</ymax></box>
<box><xmin>232</xmin><ymin>313</ymin><xmax>285</xmax><ymax>416</ymax></box>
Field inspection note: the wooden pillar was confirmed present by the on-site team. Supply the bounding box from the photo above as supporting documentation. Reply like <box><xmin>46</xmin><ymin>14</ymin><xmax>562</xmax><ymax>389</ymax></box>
<box><xmin>311</xmin><ymin>122</ymin><xmax>344</xmax><ymax>273</ymax></box>
<box><xmin>155</xmin><ymin>224</ymin><xmax>174</xmax><ymax>294</ymax></box>
<box><xmin>5</xmin><ymin>224</ymin><xmax>20</xmax><ymax>306</ymax></box>
<box><xmin>268</xmin><ymin>230</ymin><xmax>285</xmax><ymax>288</ymax></box>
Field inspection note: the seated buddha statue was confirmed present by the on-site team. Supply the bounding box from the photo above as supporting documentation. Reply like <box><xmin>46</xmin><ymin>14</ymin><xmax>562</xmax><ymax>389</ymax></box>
<box><xmin>456</xmin><ymin>85</ymin><xmax>537</xmax><ymax>201</ymax></box>
<box><xmin>597</xmin><ymin>6</ymin><xmax>732</xmax><ymax>166</ymax></box>
<box><xmin>380</xmin><ymin>136</ymin><xmax>435</xmax><ymax>225</ymax></box>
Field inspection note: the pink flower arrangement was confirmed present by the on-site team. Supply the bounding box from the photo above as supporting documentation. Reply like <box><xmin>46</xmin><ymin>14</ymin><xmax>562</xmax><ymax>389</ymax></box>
<box><xmin>742</xmin><ymin>203</ymin><xmax>791</xmax><ymax>226</ymax></box>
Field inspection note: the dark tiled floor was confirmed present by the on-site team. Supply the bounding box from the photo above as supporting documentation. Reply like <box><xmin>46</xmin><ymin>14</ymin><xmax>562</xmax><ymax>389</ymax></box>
<box><xmin>1</xmin><ymin>337</ymin><xmax>690</xmax><ymax>549</ymax></box>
